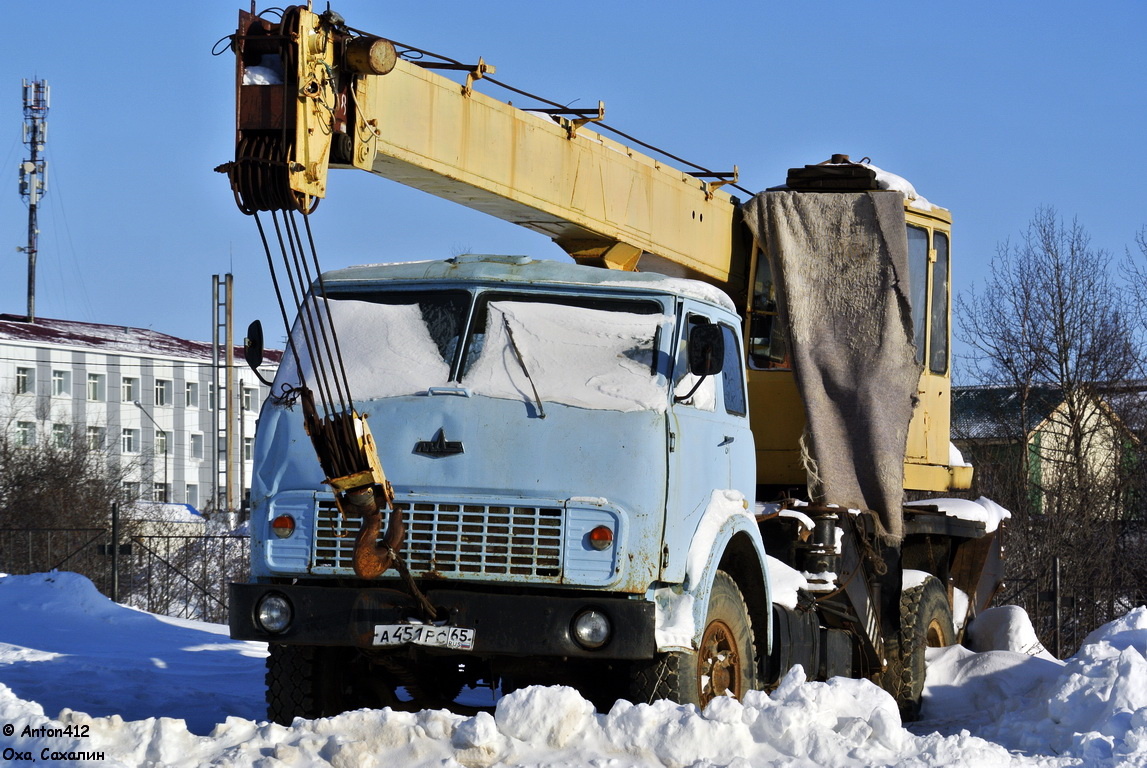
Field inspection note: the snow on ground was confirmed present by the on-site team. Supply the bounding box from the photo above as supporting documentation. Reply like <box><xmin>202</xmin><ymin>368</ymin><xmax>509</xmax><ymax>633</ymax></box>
<box><xmin>3</xmin><ymin>573</ymin><xmax>1147</xmax><ymax>766</ymax></box>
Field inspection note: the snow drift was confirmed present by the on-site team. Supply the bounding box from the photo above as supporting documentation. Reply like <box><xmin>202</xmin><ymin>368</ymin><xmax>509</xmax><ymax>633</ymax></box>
<box><xmin>3</xmin><ymin>572</ymin><xmax>1147</xmax><ymax>766</ymax></box>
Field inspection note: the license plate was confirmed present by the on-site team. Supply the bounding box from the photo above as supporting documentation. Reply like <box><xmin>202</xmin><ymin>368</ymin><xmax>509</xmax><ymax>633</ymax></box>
<box><xmin>371</xmin><ymin>623</ymin><xmax>476</xmax><ymax>651</ymax></box>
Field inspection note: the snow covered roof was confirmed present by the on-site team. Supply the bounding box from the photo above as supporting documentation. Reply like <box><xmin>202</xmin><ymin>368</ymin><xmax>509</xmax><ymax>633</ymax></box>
<box><xmin>319</xmin><ymin>255</ymin><xmax>738</xmax><ymax>312</ymax></box>
<box><xmin>952</xmin><ymin>385</ymin><xmax>1065</xmax><ymax>441</ymax></box>
<box><xmin>953</xmin><ymin>384</ymin><xmax>1139</xmax><ymax>444</ymax></box>
<box><xmin>0</xmin><ymin>313</ymin><xmax>281</xmax><ymax>364</ymax></box>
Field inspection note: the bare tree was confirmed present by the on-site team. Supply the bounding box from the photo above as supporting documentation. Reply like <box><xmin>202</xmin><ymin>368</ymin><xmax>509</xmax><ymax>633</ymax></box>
<box><xmin>957</xmin><ymin>208</ymin><xmax>1147</xmax><ymax>654</ymax></box>
<box><xmin>0</xmin><ymin>423</ymin><xmax>138</xmax><ymax>588</ymax></box>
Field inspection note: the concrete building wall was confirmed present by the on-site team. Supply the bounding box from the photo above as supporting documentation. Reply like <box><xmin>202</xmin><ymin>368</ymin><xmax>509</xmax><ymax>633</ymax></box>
<box><xmin>0</xmin><ymin>327</ymin><xmax>278</xmax><ymax>516</ymax></box>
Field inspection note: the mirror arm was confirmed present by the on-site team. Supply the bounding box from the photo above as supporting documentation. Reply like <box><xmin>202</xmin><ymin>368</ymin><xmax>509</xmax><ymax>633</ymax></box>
<box><xmin>673</xmin><ymin>373</ymin><xmax>710</xmax><ymax>404</ymax></box>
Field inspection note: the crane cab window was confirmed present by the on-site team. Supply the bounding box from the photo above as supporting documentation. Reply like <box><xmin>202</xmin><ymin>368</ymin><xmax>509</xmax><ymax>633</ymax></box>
<box><xmin>907</xmin><ymin>224</ymin><xmax>950</xmax><ymax>375</ymax></box>
<box><xmin>929</xmin><ymin>232</ymin><xmax>949</xmax><ymax>374</ymax></box>
<box><xmin>747</xmin><ymin>253</ymin><xmax>788</xmax><ymax>370</ymax></box>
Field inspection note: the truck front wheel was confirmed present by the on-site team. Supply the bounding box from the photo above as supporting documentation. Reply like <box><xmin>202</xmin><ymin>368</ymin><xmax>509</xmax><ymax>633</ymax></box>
<box><xmin>630</xmin><ymin>570</ymin><xmax>758</xmax><ymax>708</ymax></box>
<box><xmin>882</xmin><ymin>574</ymin><xmax>954</xmax><ymax>721</ymax></box>
<box><xmin>266</xmin><ymin>644</ymin><xmax>397</xmax><ymax>724</ymax></box>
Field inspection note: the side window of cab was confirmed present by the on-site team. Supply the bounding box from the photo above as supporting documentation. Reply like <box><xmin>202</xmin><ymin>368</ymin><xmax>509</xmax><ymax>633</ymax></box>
<box><xmin>674</xmin><ymin>314</ymin><xmax>747</xmax><ymax>417</ymax></box>
<box><xmin>720</xmin><ymin>323</ymin><xmax>746</xmax><ymax>416</ymax></box>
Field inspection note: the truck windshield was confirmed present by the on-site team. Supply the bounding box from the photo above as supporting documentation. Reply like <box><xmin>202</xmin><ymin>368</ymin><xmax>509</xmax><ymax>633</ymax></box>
<box><xmin>458</xmin><ymin>293</ymin><xmax>670</xmax><ymax>413</ymax></box>
<box><xmin>274</xmin><ymin>290</ymin><xmax>469</xmax><ymax>400</ymax></box>
<box><xmin>275</xmin><ymin>290</ymin><xmax>670</xmax><ymax>412</ymax></box>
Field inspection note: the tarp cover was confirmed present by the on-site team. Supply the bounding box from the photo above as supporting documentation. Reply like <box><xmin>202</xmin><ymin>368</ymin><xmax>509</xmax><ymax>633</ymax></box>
<box><xmin>743</xmin><ymin>190</ymin><xmax>920</xmax><ymax>542</ymax></box>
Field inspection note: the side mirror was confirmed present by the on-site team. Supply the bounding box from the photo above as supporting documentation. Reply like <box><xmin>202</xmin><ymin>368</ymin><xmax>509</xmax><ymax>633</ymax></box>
<box><xmin>244</xmin><ymin>320</ymin><xmax>275</xmax><ymax>387</ymax></box>
<box><xmin>244</xmin><ymin>320</ymin><xmax>265</xmax><ymax>371</ymax></box>
<box><xmin>688</xmin><ymin>323</ymin><xmax>725</xmax><ymax>376</ymax></box>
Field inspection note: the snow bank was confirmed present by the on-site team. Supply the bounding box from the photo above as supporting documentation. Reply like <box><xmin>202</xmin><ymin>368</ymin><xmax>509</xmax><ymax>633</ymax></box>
<box><xmin>925</xmin><ymin>603</ymin><xmax>1147</xmax><ymax>765</ymax></box>
<box><xmin>0</xmin><ymin>669</ymin><xmax>1028</xmax><ymax>767</ymax></box>
<box><xmin>6</xmin><ymin>571</ymin><xmax>1147</xmax><ymax>766</ymax></box>
<box><xmin>0</xmin><ymin>573</ymin><xmax>266</xmax><ymax>735</ymax></box>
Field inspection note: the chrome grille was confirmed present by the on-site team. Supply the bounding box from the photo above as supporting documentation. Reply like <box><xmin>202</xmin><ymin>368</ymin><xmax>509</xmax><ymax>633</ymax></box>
<box><xmin>314</xmin><ymin>499</ymin><xmax>564</xmax><ymax>578</ymax></box>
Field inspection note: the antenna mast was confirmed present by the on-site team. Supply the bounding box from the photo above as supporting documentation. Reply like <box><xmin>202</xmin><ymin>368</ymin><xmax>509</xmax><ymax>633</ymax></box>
<box><xmin>18</xmin><ymin>79</ymin><xmax>49</xmax><ymax>323</ymax></box>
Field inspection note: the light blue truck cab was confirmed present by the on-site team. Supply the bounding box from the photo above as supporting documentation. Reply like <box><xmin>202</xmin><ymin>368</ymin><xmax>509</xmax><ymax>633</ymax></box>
<box><xmin>229</xmin><ymin>254</ymin><xmax>772</xmax><ymax>715</ymax></box>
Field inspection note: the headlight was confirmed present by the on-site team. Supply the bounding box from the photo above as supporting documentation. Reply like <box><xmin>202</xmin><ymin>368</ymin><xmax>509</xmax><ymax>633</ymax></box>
<box><xmin>256</xmin><ymin>593</ymin><xmax>293</xmax><ymax>633</ymax></box>
<box><xmin>571</xmin><ymin>608</ymin><xmax>611</xmax><ymax>649</ymax></box>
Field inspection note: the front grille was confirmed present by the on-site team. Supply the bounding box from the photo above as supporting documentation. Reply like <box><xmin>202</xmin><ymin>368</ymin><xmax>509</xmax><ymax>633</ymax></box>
<box><xmin>314</xmin><ymin>499</ymin><xmax>564</xmax><ymax>579</ymax></box>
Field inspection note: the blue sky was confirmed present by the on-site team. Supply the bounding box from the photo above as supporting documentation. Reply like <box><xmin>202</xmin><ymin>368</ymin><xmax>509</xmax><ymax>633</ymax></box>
<box><xmin>0</xmin><ymin>1</ymin><xmax>1143</xmax><ymax>382</ymax></box>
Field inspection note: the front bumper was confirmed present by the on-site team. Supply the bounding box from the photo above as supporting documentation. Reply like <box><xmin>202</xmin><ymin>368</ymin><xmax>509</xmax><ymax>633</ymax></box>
<box><xmin>229</xmin><ymin>582</ymin><xmax>657</xmax><ymax>660</ymax></box>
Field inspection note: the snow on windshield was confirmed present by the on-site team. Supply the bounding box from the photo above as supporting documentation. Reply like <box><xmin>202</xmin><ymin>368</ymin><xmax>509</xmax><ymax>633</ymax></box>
<box><xmin>461</xmin><ymin>301</ymin><xmax>670</xmax><ymax>413</ymax></box>
<box><xmin>276</xmin><ymin>299</ymin><xmax>451</xmax><ymax>399</ymax></box>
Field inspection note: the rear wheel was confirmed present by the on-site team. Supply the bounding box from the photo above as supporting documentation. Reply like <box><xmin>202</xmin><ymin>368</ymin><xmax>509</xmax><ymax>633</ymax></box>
<box><xmin>630</xmin><ymin>571</ymin><xmax>758</xmax><ymax>707</ymax></box>
<box><xmin>882</xmin><ymin>574</ymin><xmax>954</xmax><ymax>721</ymax></box>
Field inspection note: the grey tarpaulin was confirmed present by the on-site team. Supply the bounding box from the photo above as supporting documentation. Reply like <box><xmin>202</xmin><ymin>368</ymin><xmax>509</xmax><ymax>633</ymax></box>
<box><xmin>742</xmin><ymin>190</ymin><xmax>921</xmax><ymax>543</ymax></box>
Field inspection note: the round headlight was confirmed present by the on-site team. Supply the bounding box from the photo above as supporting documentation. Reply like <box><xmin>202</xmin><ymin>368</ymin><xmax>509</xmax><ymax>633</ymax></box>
<box><xmin>571</xmin><ymin>608</ymin><xmax>611</xmax><ymax>649</ymax></box>
<box><xmin>256</xmin><ymin>593</ymin><xmax>292</xmax><ymax>634</ymax></box>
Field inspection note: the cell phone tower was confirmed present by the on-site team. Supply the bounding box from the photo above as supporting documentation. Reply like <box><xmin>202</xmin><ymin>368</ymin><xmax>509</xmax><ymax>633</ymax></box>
<box><xmin>18</xmin><ymin>79</ymin><xmax>49</xmax><ymax>323</ymax></box>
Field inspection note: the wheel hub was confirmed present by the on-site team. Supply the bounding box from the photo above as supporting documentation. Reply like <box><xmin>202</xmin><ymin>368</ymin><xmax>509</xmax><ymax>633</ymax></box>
<box><xmin>699</xmin><ymin>619</ymin><xmax>740</xmax><ymax>704</ymax></box>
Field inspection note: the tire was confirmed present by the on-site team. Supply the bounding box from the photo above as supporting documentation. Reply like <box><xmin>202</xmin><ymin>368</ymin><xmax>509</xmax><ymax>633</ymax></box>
<box><xmin>630</xmin><ymin>571</ymin><xmax>758</xmax><ymax>707</ymax></box>
<box><xmin>266</xmin><ymin>644</ymin><xmax>397</xmax><ymax>725</ymax></box>
<box><xmin>882</xmin><ymin>574</ymin><xmax>954</xmax><ymax>721</ymax></box>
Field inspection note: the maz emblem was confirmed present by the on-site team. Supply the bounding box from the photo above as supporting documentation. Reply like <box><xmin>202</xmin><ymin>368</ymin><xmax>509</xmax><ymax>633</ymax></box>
<box><xmin>414</xmin><ymin>428</ymin><xmax>464</xmax><ymax>457</ymax></box>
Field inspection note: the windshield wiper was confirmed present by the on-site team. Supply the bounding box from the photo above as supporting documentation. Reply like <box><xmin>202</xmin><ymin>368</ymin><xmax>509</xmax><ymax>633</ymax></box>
<box><xmin>502</xmin><ymin>314</ymin><xmax>546</xmax><ymax>419</ymax></box>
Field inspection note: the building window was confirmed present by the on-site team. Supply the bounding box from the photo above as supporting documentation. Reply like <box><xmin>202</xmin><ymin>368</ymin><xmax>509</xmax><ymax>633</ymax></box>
<box><xmin>152</xmin><ymin>482</ymin><xmax>169</xmax><ymax>503</ymax></box>
<box><xmin>16</xmin><ymin>421</ymin><xmax>35</xmax><ymax>446</ymax></box>
<box><xmin>242</xmin><ymin>387</ymin><xmax>255</xmax><ymax>411</ymax></box>
<box><xmin>52</xmin><ymin>423</ymin><xmax>71</xmax><ymax>447</ymax></box>
<box><xmin>52</xmin><ymin>370</ymin><xmax>70</xmax><ymax>397</ymax></box>
<box><xmin>208</xmin><ymin>383</ymin><xmax>215</xmax><ymax>411</ymax></box>
<box><xmin>15</xmin><ymin>367</ymin><xmax>34</xmax><ymax>395</ymax></box>
<box><xmin>186</xmin><ymin>484</ymin><xmax>199</xmax><ymax>507</ymax></box>
<box><xmin>87</xmin><ymin>426</ymin><xmax>106</xmax><ymax>450</ymax></box>
<box><xmin>190</xmin><ymin>433</ymin><xmax>204</xmax><ymax>460</ymax></box>
<box><xmin>122</xmin><ymin>377</ymin><xmax>138</xmax><ymax>403</ymax></box>
<box><xmin>243</xmin><ymin>436</ymin><xmax>254</xmax><ymax>461</ymax></box>
<box><xmin>87</xmin><ymin>373</ymin><xmax>106</xmax><ymax>401</ymax></box>
<box><xmin>124</xmin><ymin>482</ymin><xmax>140</xmax><ymax>500</ymax></box>
<box><xmin>155</xmin><ymin>379</ymin><xmax>173</xmax><ymax>407</ymax></box>
<box><xmin>186</xmin><ymin>381</ymin><xmax>200</xmax><ymax>408</ymax></box>
<box><xmin>155</xmin><ymin>430</ymin><xmax>169</xmax><ymax>455</ymax></box>
<box><xmin>121</xmin><ymin>428</ymin><xmax>139</xmax><ymax>453</ymax></box>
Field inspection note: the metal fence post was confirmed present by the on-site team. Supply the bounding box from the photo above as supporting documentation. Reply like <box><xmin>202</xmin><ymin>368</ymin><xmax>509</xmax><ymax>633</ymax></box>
<box><xmin>111</xmin><ymin>503</ymin><xmax>120</xmax><ymax>603</ymax></box>
<box><xmin>1053</xmin><ymin>555</ymin><xmax>1062</xmax><ymax>659</ymax></box>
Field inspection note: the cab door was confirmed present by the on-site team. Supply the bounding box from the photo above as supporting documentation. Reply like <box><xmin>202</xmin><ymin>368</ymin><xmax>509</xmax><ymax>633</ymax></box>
<box><xmin>905</xmin><ymin>222</ymin><xmax>951</xmax><ymax>465</ymax></box>
<box><xmin>661</xmin><ymin>303</ymin><xmax>755</xmax><ymax>583</ymax></box>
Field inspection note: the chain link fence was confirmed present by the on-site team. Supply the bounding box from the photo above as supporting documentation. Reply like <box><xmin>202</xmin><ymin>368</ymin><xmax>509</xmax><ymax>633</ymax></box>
<box><xmin>0</xmin><ymin>527</ymin><xmax>249</xmax><ymax>624</ymax></box>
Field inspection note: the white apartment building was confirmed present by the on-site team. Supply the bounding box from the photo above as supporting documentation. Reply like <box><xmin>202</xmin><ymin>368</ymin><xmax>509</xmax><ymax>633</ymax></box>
<box><xmin>0</xmin><ymin>313</ymin><xmax>280</xmax><ymax>515</ymax></box>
